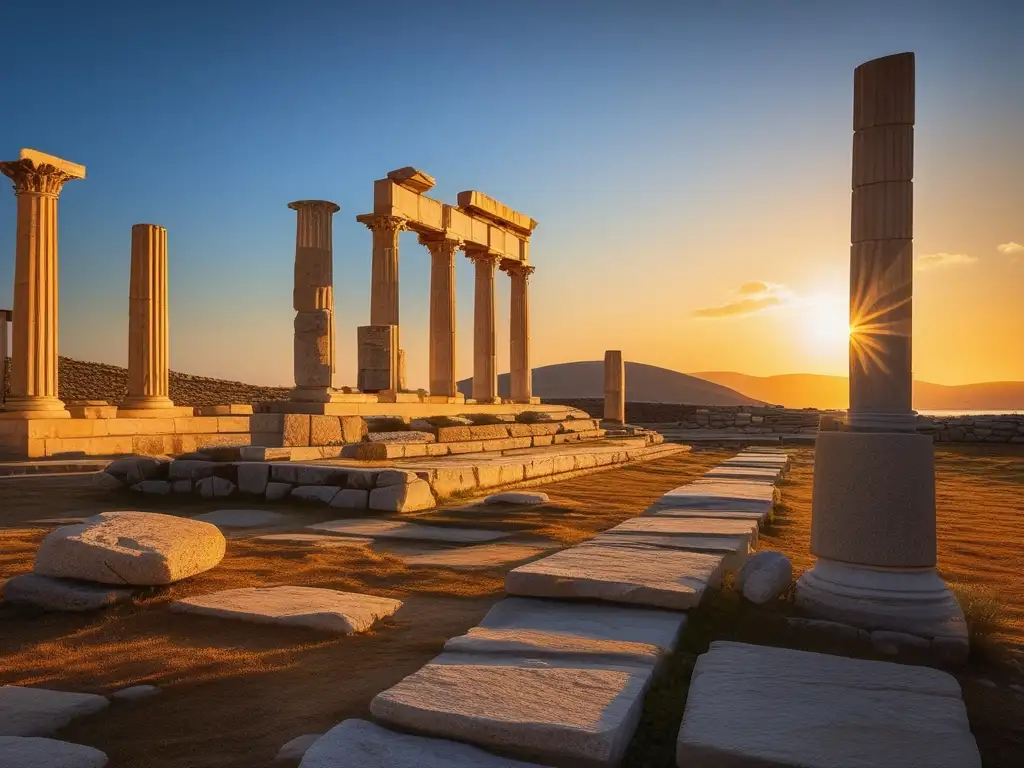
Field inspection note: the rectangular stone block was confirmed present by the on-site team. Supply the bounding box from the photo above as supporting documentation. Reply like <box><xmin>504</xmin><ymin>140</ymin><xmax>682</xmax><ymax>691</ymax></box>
<box><xmin>106</xmin><ymin>418</ymin><xmax>176</xmax><ymax>436</ymax></box>
<box><xmin>173</xmin><ymin>417</ymin><xmax>219</xmax><ymax>434</ymax></box>
<box><xmin>468</xmin><ymin>424</ymin><xmax>510</xmax><ymax>440</ymax></box>
<box><xmin>251</xmin><ymin>413</ymin><xmax>284</xmax><ymax>433</ymax></box>
<box><xmin>196</xmin><ymin>404</ymin><xmax>254</xmax><ymax>416</ymax></box>
<box><xmin>437</xmin><ymin>426</ymin><xmax>473</xmax><ymax>443</ymax></box>
<box><xmin>217</xmin><ymin>416</ymin><xmax>251</xmax><ymax>433</ymax></box>
<box><xmin>44</xmin><ymin>436</ymin><xmax>135</xmax><ymax>457</ymax></box>
<box><xmin>358</xmin><ymin>325</ymin><xmax>398</xmax><ymax>393</ymax></box>
<box><xmin>457</xmin><ymin>190</ymin><xmax>536</xmax><ymax>235</ymax></box>
<box><xmin>851</xmin><ymin>181</ymin><xmax>913</xmax><ymax>242</ymax></box>
<box><xmin>532</xmin><ymin>435</ymin><xmax>553</xmax><ymax>447</ymax></box>
<box><xmin>132</xmin><ymin>435</ymin><xmax>175</xmax><ymax>455</ymax></box>
<box><xmin>282</xmin><ymin>414</ymin><xmax>310</xmax><ymax>447</ymax></box>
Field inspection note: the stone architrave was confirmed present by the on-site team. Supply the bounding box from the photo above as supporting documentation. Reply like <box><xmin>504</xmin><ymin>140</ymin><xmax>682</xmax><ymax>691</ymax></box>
<box><xmin>420</xmin><ymin>236</ymin><xmax>461</xmax><ymax>398</ymax></box>
<box><xmin>604</xmin><ymin>350</ymin><xmax>625</xmax><ymax>423</ymax></box>
<box><xmin>360</xmin><ymin>213</ymin><xmax>408</xmax><ymax>384</ymax></box>
<box><xmin>466</xmin><ymin>249</ymin><xmax>500</xmax><ymax>403</ymax></box>
<box><xmin>501</xmin><ymin>262</ymin><xmax>534</xmax><ymax>403</ymax></box>
<box><xmin>0</xmin><ymin>309</ymin><xmax>9</xmax><ymax>404</ymax></box>
<box><xmin>289</xmin><ymin>200</ymin><xmax>340</xmax><ymax>401</ymax></box>
<box><xmin>358</xmin><ymin>325</ymin><xmax>398</xmax><ymax>393</ymax></box>
<box><xmin>795</xmin><ymin>53</ymin><xmax>967</xmax><ymax>650</ymax></box>
<box><xmin>0</xmin><ymin>149</ymin><xmax>86</xmax><ymax>418</ymax></box>
<box><xmin>120</xmin><ymin>224</ymin><xmax>175</xmax><ymax>411</ymax></box>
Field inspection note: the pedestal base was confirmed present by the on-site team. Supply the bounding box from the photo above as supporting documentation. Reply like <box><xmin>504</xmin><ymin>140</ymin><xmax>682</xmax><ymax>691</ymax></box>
<box><xmin>289</xmin><ymin>387</ymin><xmax>367</xmax><ymax>404</ymax></box>
<box><xmin>0</xmin><ymin>397</ymin><xmax>70</xmax><ymax>419</ymax></box>
<box><xmin>796</xmin><ymin>559</ymin><xmax>967</xmax><ymax>644</ymax></box>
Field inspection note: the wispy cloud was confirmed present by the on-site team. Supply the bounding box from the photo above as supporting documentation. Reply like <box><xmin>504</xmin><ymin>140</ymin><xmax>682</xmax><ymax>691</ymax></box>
<box><xmin>693</xmin><ymin>282</ymin><xmax>790</xmax><ymax>319</ymax></box>
<box><xmin>915</xmin><ymin>252</ymin><xmax>977</xmax><ymax>271</ymax></box>
<box><xmin>997</xmin><ymin>242</ymin><xmax>1023</xmax><ymax>256</ymax></box>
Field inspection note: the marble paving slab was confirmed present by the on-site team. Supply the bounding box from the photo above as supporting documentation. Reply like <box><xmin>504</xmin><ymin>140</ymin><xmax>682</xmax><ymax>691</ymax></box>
<box><xmin>506</xmin><ymin>540</ymin><xmax>725</xmax><ymax>610</ymax></box>
<box><xmin>703</xmin><ymin>465</ymin><xmax>782</xmax><ymax>483</ymax></box>
<box><xmin>402</xmin><ymin>543</ymin><xmax>551</xmax><ymax>570</ymax></box>
<box><xmin>307</xmin><ymin>519</ymin><xmax>509</xmax><ymax>544</ymax></box>
<box><xmin>170</xmin><ymin>586</ymin><xmax>401</xmax><ymax>634</ymax></box>
<box><xmin>677</xmin><ymin>641</ymin><xmax>981</xmax><ymax>768</ymax></box>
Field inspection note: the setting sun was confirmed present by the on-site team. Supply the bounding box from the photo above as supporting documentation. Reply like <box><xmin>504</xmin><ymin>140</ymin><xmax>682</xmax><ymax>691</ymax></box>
<box><xmin>802</xmin><ymin>293</ymin><xmax>851</xmax><ymax>353</ymax></box>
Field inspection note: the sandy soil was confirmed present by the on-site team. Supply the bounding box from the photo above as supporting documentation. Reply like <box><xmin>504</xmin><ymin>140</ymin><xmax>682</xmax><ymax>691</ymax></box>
<box><xmin>1</xmin><ymin>444</ymin><xmax>1020</xmax><ymax>767</ymax></box>
<box><xmin>0</xmin><ymin>450</ymin><xmax>727</xmax><ymax>768</ymax></box>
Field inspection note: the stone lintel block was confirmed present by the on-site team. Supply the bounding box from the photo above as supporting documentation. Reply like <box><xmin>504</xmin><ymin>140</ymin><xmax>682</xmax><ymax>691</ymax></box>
<box><xmin>387</xmin><ymin>166</ymin><xmax>436</xmax><ymax>193</ymax></box>
<box><xmin>20</xmin><ymin>147</ymin><xmax>87</xmax><ymax>178</ymax></box>
<box><xmin>852</xmin><ymin>124</ymin><xmax>913</xmax><ymax>187</ymax></box>
<box><xmin>854</xmin><ymin>52</ymin><xmax>915</xmax><ymax>131</ymax></box>
<box><xmin>456</xmin><ymin>190</ymin><xmax>537</xmax><ymax>235</ymax></box>
<box><xmin>851</xmin><ymin>181</ymin><xmax>913</xmax><ymax>242</ymax></box>
<box><xmin>810</xmin><ymin>431</ymin><xmax>936</xmax><ymax>566</ymax></box>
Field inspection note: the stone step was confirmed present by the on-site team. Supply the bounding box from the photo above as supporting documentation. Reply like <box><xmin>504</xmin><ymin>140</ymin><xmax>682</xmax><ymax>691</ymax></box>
<box><xmin>676</xmin><ymin>641</ymin><xmax>981</xmax><ymax>768</ymax></box>
<box><xmin>703</xmin><ymin>465</ymin><xmax>783</xmax><ymax>483</ymax></box>
<box><xmin>505</xmin><ymin>539</ymin><xmax>726</xmax><ymax>611</ymax></box>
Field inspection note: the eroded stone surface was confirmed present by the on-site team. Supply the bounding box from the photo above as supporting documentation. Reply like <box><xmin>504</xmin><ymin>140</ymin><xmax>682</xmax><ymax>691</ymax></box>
<box><xmin>0</xmin><ymin>736</ymin><xmax>108</xmax><ymax>768</ymax></box>
<box><xmin>190</xmin><ymin>510</ymin><xmax>289</xmax><ymax>528</ymax></box>
<box><xmin>1</xmin><ymin>574</ymin><xmax>133</xmax><ymax>612</ymax></box>
<box><xmin>170</xmin><ymin>586</ymin><xmax>401</xmax><ymax>634</ymax></box>
<box><xmin>34</xmin><ymin>512</ymin><xmax>225</xmax><ymax>586</ymax></box>
<box><xmin>329</xmin><ymin>489</ymin><xmax>369</xmax><ymax>509</ymax></box>
<box><xmin>299</xmin><ymin>719</ymin><xmax>546</xmax><ymax>768</ymax></box>
<box><xmin>736</xmin><ymin>551</ymin><xmax>792</xmax><ymax>604</ymax></box>
<box><xmin>677</xmin><ymin>641</ymin><xmax>981</xmax><ymax>768</ymax></box>
<box><xmin>308</xmin><ymin>519</ymin><xmax>508</xmax><ymax>544</ymax></box>
<box><xmin>369</xmin><ymin>479</ymin><xmax>435</xmax><ymax>513</ymax></box>
<box><xmin>0</xmin><ymin>686</ymin><xmax>109</xmax><ymax>737</ymax></box>
<box><xmin>506</xmin><ymin>541</ymin><xmax>725</xmax><ymax>610</ymax></box>
<box><xmin>371</xmin><ymin>652</ymin><xmax>654</xmax><ymax>767</ymax></box>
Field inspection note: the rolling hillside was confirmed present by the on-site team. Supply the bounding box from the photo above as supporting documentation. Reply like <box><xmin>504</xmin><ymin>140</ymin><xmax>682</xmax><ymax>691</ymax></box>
<box><xmin>458</xmin><ymin>361</ymin><xmax>765</xmax><ymax>406</ymax></box>
<box><xmin>692</xmin><ymin>371</ymin><xmax>1024</xmax><ymax>411</ymax></box>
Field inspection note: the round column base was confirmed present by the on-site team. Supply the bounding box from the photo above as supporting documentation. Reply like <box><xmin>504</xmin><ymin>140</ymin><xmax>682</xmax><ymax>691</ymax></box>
<box><xmin>0</xmin><ymin>397</ymin><xmax>70</xmax><ymax>418</ymax></box>
<box><xmin>119</xmin><ymin>397</ymin><xmax>176</xmax><ymax>410</ymax></box>
<box><xmin>795</xmin><ymin>558</ymin><xmax>968</xmax><ymax>645</ymax></box>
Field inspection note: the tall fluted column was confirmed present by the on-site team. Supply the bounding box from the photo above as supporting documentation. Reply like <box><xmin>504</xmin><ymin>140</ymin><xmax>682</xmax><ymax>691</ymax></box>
<box><xmin>0</xmin><ymin>151</ymin><xmax>85</xmax><ymax>417</ymax></box>
<box><xmin>604</xmin><ymin>350</ymin><xmax>625</xmax><ymax>423</ymax></box>
<box><xmin>467</xmin><ymin>249</ymin><xmax>500</xmax><ymax>403</ymax></box>
<box><xmin>421</xmin><ymin>236</ymin><xmax>460</xmax><ymax>398</ymax></box>
<box><xmin>0</xmin><ymin>309</ymin><xmax>9</xmax><ymax>404</ymax></box>
<box><xmin>121</xmin><ymin>224</ymin><xmax>174</xmax><ymax>410</ymax></box>
<box><xmin>848</xmin><ymin>51</ymin><xmax>916</xmax><ymax>432</ymax></box>
<box><xmin>289</xmin><ymin>200</ymin><xmax>340</xmax><ymax>401</ymax></box>
<box><xmin>795</xmin><ymin>53</ymin><xmax>966</xmax><ymax>655</ymax></box>
<box><xmin>361</xmin><ymin>214</ymin><xmax>407</xmax><ymax>392</ymax></box>
<box><xmin>502</xmin><ymin>262</ymin><xmax>534</xmax><ymax>402</ymax></box>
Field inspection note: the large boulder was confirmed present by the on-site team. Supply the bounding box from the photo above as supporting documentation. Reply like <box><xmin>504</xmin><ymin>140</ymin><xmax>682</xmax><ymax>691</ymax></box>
<box><xmin>33</xmin><ymin>512</ymin><xmax>226</xmax><ymax>586</ymax></box>
<box><xmin>736</xmin><ymin>551</ymin><xmax>792</xmax><ymax>604</ymax></box>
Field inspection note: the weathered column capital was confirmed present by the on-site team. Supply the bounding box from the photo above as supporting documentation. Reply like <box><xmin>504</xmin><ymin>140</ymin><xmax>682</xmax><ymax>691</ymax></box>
<box><xmin>288</xmin><ymin>199</ymin><xmax>340</xmax><ymax>214</ymax></box>
<box><xmin>418</xmin><ymin>236</ymin><xmax>463</xmax><ymax>259</ymax></box>
<box><xmin>0</xmin><ymin>158</ymin><xmax>81</xmax><ymax>199</ymax></box>
<box><xmin>359</xmin><ymin>214</ymin><xmax>409</xmax><ymax>234</ymax></box>
<box><xmin>464</xmin><ymin>249</ymin><xmax>501</xmax><ymax>267</ymax></box>
<box><xmin>499</xmin><ymin>261</ymin><xmax>535</xmax><ymax>278</ymax></box>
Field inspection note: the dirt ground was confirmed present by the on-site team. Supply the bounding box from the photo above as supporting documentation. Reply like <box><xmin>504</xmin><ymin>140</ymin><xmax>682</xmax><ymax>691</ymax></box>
<box><xmin>1</xmin><ymin>444</ymin><xmax>1021</xmax><ymax>767</ymax></box>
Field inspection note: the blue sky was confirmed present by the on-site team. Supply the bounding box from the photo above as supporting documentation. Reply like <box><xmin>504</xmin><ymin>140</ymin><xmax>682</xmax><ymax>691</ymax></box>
<box><xmin>1</xmin><ymin>0</ymin><xmax>1021</xmax><ymax>386</ymax></box>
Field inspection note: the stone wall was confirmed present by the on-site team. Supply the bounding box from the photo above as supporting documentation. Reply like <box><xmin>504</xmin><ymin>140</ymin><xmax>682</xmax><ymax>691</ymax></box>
<box><xmin>545</xmin><ymin>399</ymin><xmax>1024</xmax><ymax>444</ymax></box>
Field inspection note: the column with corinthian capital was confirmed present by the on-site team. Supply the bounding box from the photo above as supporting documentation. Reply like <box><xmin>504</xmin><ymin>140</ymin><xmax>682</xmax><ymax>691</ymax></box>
<box><xmin>420</xmin><ymin>236</ymin><xmax>461</xmax><ymax>398</ymax></box>
<box><xmin>0</xmin><ymin>150</ymin><xmax>86</xmax><ymax>417</ymax></box>
<box><xmin>466</xmin><ymin>249</ymin><xmax>500</xmax><ymax>403</ymax></box>
<box><xmin>501</xmin><ymin>261</ymin><xmax>534</xmax><ymax>403</ymax></box>
<box><xmin>359</xmin><ymin>214</ymin><xmax>407</xmax><ymax>390</ymax></box>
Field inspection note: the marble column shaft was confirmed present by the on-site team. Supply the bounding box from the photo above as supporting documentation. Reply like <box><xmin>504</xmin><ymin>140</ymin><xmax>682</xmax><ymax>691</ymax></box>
<box><xmin>848</xmin><ymin>52</ymin><xmax>915</xmax><ymax>431</ymax></box>
<box><xmin>124</xmin><ymin>224</ymin><xmax>173</xmax><ymax>407</ymax></box>
<box><xmin>604</xmin><ymin>350</ymin><xmax>625</xmax><ymax>422</ymax></box>
<box><xmin>289</xmin><ymin>200</ymin><xmax>339</xmax><ymax>394</ymax></box>
<box><xmin>0</xmin><ymin>157</ymin><xmax>83</xmax><ymax>414</ymax></box>
<box><xmin>365</xmin><ymin>215</ymin><xmax>406</xmax><ymax>327</ymax></box>
<box><xmin>422</xmin><ymin>237</ymin><xmax>460</xmax><ymax>398</ymax></box>
<box><xmin>468</xmin><ymin>250</ymin><xmax>500</xmax><ymax>402</ymax></box>
<box><xmin>503</xmin><ymin>262</ymin><xmax>534</xmax><ymax>402</ymax></box>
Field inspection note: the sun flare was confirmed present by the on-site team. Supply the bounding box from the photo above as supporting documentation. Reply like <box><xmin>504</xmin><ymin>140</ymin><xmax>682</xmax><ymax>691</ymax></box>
<box><xmin>802</xmin><ymin>293</ymin><xmax>851</xmax><ymax>353</ymax></box>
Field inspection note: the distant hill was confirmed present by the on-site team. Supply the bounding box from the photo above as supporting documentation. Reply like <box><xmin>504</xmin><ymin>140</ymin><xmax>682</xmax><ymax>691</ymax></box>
<box><xmin>458</xmin><ymin>361</ymin><xmax>765</xmax><ymax>406</ymax></box>
<box><xmin>692</xmin><ymin>371</ymin><xmax>1024</xmax><ymax>411</ymax></box>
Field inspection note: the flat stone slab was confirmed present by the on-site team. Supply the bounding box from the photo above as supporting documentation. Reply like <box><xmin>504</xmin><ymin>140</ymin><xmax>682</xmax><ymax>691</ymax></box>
<box><xmin>444</xmin><ymin>597</ymin><xmax>685</xmax><ymax>665</ymax></box>
<box><xmin>652</xmin><ymin>481</ymin><xmax>777</xmax><ymax>517</ymax></box>
<box><xmin>190</xmin><ymin>509</ymin><xmax>290</xmax><ymax>528</ymax></box>
<box><xmin>307</xmin><ymin>519</ymin><xmax>509</xmax><ymax>544</ymax></box>
<box><xmin>677</xmin><ymin>641</ymin><xmax>981</xmax><ymax>768</ymax></box>
<box><xmin>403</xmin><ymin>543</ymin><xmax>550</xmax><ymax>570</ymax></box>
<box><xmin>481</xmin><ymin>492</ymin><xmax>550</xmax><ymax>506</ymax></box>
<box><xmin>169</xmin><ymin>586</ymin><xmax>402</xmax><ymax>634</ymax></box>
<box><xmin>371</xmin><ymin>651</ymin><xmax>654</xmax><ymax>767</ymax></box>
<box><xmin>703</xmin><ymin>465</ymin><xmax>782</xmax><ymax>483</ymax></box>
<box><xmin>1</xmin><ymin>574</ymin><xmax>133</xmax><ymax>612</ymax></box>
<box><xmin>644</xmin><ymin>507</ymin><xmax>769</xmax><ymax>523</ymax></box>
<box><xmin>605</xmin><ymin>516</ymin><xmax>759</xmax><ymax>550</ymax></box>
<box><xmin>506</xmin><ymin>540</ymin><xmax>725</xmax><ymax>610</ymax></box>
<box><xmin>250</xmin><ymin>533</ymin><xmax>371</xmax><ymax>549</ymax></box>
<box><xmin>0</xmin><ymin>737</ymin><xmax>108</xmax><ymax>768</ymax></box>
<box><xmin>110</xmin><ymin>685</ymin><xmax>160</xmax><ymax>702</ymax></box>
<box><xmin>0</xmin><ymin>686</ymin><xmax>109</xmax><ymax>737</ymax></box>
<box><xmin>722</xmin><ymin>454</ymin><xmax>790</xmax><ymax>470</ymax></box>
<box><xmin>299</xmin><ymin>719</ymin><xmax>547</xmax><ymax>768</ymax></box>
<box><xmin>33</xmin><ymin>512</ymin><xmax>225</xmax><ymax>586</ymax></box>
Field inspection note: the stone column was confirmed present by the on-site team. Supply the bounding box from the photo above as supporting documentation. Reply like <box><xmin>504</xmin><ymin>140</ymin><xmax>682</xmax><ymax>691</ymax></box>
<box><xmin>604</xmin><ymin>350</ymin><xmax>625</xmax><ymax>423</ymax></box>
<box><xmin>0</xmin><ymin>309</ymin><xmax>9</xmax><ymax>404</ymax></box>
<box><xmin>501</xmin><ymin>262</ymin><xmax>534</xmax><ymax>403</ymax></box>
<box><xmin>848</xmin><ymin>50</ymin><xmax>916</xmax><ymax>433</ymax></box>
<box><xmin>360</xmin><ymin>214</ymin><xmax>407</xmax><ymax>383</ymax></box>
<box><xmin>466</xmin><ymin>249</ymin><xmax>500</xmax><ymax>403</ymax></box>
<box><xmin>421</xmin><ymin>236</ymin><xmax>460</xmax><ymax>398</ymax></box>
<box><xmin>121</xmin><ymin>224</ymin><xmax>174</xmax><ymax>411</ymax></box>
<box><xmin>795</xmin><ymin>53</ymin><xmax>967</xmax><ymax>658</ymax></box>
<box><xmin>289</xmin><ymin>200</ymin><xmax>340</xmax><ymax>401</ymax></box>
<box><xmin>0</xmin><ymin>151</ymin><xmax>86</xmax><ymax>417</ymax></box>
